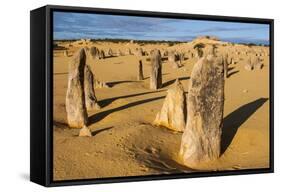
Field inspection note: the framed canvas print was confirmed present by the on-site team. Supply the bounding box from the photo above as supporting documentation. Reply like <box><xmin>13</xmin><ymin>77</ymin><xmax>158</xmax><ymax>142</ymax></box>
<box><xmin>30</xmin><ymin>5</ymin><xmax>274</xmax><ymax>187</ymax></box>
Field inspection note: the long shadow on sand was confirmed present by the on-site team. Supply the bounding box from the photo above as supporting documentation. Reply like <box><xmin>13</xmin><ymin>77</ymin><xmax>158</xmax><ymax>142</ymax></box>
<box><xmin>106</xmin><ymin>80</ymin><xmax>137</xmax><ymax>87</ymax></box>
<box><xmin>228</xmin><ymin>70</ymin><xmax>239</xmax><ymax>78</ymax></box>
<box><xmin>54</xmin><ymin>72</ymin><xmax>68</xmax><ymax>76</ymax></box>
<box><xmin>105</xmin><ymin>55</ymin><xmax>117</xmax><ymax>59</ymax></box>
<box><xmin>227</xmin><ymin>65</ymin><xmax>239</xmax><ymax>78</ymax></box>
<box><xmin>91</xmin><ymin>126</ymin><xmax>114</xmax><ymax>137</ymax></box>
<box><xmin>162</xmin><ymin>76</ymin><xmax>190</xmax><ymax>88</ymax></box>
<box><xmin>143</xmin><ymin>73</ymin><xmax>170</xmax><ymax>80</ymax></box>
<box><xmin>89</xmin><ymin>95</ymin><xmax>165</xmax><ymax>125</ymax></box>
<box><xmin>221</xmin><ymin>98</ymin><xmax>268</xmax><ymax>155</ymax></box>
<box><xmin>99</xmin><ymin>90</ymin><xmax>165</xmax><ymax>108</ymax></box>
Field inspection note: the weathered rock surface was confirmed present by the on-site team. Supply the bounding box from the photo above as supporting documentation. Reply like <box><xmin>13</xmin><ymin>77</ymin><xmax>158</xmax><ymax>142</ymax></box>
<box><xmin>84</xmin><ymin>65</ymin><xmax>101</xmax><ymax>110</ymax></box>
<box><xmin>150</xmin><ymin>50</ymin><xmax>162</xmax><ymax>90</ymax></box>
<box><xmin>65</xmin><ymin>48</ymin><xmax>88</xmax><ymax>128</ymax></box>
<box><xmin>153</xmin><ymin>79</ymin><xmax>187</xmax><ymax>132</ymax></box>
<box><xmin>223</xmin><ymin>54</ymin><xmax>229</xmax><ymax>78</ymax></box>
<box><xmin>179</xmin><ymin>54</ymin><xmax>224</xmax><ymax>167</ymax></box>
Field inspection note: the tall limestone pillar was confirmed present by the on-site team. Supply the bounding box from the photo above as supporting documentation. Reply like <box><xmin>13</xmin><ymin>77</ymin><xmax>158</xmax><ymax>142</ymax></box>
<box><xmin>150</xmin><ymin>50</ymin><xmax>162</xmax><ymax>90</ymax></box>
<box><xmin>65</xmin><ymin>48</ymin><xmax>88</xmax><ymax>128</ymax></box>
<box><xmin>179</xmin><ymin>54</ymin><xmax>224</xmax><ymax>167</ymax></box>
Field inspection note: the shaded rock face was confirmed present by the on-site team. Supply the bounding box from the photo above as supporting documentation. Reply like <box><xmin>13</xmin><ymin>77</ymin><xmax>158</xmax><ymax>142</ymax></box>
<box><xmin>179</xmin><ymin>54</ymin><xmax>224</xmax><ymax>167</ymax></box>
<box><xmin>90</xmin><ymin>46</ymin><xmax>100</xmax><ymax>60</ymax></box>
<box><xmin>84</xmin><ymin>65</ymin><xmax>101</xmax><ymax>111</ymax></box>
<box><xmin>223</xmin><ymin>54</ymin><xmax>229</xmax><ymax>78</ymax></box>
<box><xmin>137</xmin><ymin>60</ymin><xmax>144</xmax><ymax>81</ymax></box>
<box><xmin>153</xmin><ymin>80</ymin><xmax>187</xmax><ymax>132</ymax></box>
<box><xmin>65</xmin><ymin>48</ymin><xmax>88</xmax><ymax>128</ymax></box>
<box><xmin>150</xmin><ymin>50</ymin><xmax>162</xmax><ymax>90</ymax></box>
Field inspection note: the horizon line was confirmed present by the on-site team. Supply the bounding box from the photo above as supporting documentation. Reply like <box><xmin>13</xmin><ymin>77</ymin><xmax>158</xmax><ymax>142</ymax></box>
<box><xmin>53</xmin><ymin>37</ymin><xmax>269</xmax><ymax>45</ymax></box>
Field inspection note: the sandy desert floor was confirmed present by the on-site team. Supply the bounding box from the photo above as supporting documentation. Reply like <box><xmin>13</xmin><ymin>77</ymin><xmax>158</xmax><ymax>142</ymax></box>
<box><xmin>53</xmin><ymin>39</ymin><xmax>270</xmax><ymax>181</ymax></box>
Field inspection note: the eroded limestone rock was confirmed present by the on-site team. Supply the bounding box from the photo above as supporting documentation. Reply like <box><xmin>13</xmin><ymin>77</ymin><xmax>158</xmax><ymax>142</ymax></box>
<box><xmin>153</xmin><ymin>79</ymin><xmax>186</xmax><ymax>132</ymax></box>
<box><xmin>150</xmin><ymin>50</ymin><xmax>162</xmax><ymax>90</ymax></box>
<box><xmin>65</xmin><ymin>48</ymin><xmax>88</xmax><ymax>128</ymax></box>
<box><xmin>179</xmin><ymin>54</ymin><xmax>224</xmax><ymax>167</ymax></box>
<box><xmin>84</xmin><ymin>65</ymin><xmax>101</xmax><ymax>111</ymax></box>
<box><xmin>79</xmin><ymin>125</ymin><xmax>92</xmax><ymax>137</ymax></box>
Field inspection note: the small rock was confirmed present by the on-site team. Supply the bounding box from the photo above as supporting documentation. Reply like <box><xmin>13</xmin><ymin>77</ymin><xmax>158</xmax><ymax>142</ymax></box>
<box><xmin>255</xmin><ymin>62</ymin><xmax>264</xmax><ymax>70</ymax></box>
<box><xmin>79</xmin><ymin>126</ymin><xmax>92</xmax><ymax>137</ymax></box>
<box><xmin>244</xmin><ymin>63</ymin><xmax>253</xmax><ymax>71</ymax></box>
<box><xmin>153</xmin><ymin>79</ymin><xmax>186</xmax><ymax>132</ymax></box>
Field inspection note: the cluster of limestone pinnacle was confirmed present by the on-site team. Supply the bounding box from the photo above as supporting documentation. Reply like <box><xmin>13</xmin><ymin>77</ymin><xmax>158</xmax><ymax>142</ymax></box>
<box><xmin>65</xmin><ymin>43</ymin><xmax>263</xmax><ymax>168</ymax></box>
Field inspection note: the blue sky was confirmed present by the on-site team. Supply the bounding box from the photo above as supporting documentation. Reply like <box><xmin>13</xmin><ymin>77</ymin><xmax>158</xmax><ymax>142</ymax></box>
<box><xmin>53</xmin><ymin>11</ymin><xmax>269</xmax><ymax>44</ymax></box>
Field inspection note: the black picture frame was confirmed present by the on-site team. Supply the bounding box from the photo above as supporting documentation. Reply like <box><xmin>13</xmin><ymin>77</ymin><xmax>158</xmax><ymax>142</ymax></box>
<box><xmin>30</xmin><ymin>4</ymin><xmax>274</xmax><ymax>187</ymax></box>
